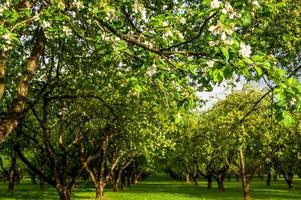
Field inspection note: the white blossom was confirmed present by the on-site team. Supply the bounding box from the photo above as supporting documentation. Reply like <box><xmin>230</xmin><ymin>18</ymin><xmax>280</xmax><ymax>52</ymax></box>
<box><xmin>3</xmin><ymin>45</ymin><xmax>12</xmax><ymax>52</ymax></box>
<box><xmin>42</xmin><ymin>20</ymin><xmax>51</xmax><ymax>29</ymax></box>
<box><xmin>224</xmin><ymin>38</ymin><xmax>234</xmax><ymax>46</ymax></box>
<box><xmin>58</xmin><ymin>1</ymin><xmax>65</xmax><ymax>10</ymax></box>
<box><xmin>71</xmin><ymin>0</ymin><xmax>84</xmax><ymax>10</ymax></box>
<box><xmin>207</xmin><ymin>60</ymin><xmax>215</xmax><ymax>68</ymax></box>
<box><xmin>208</xmin><ymin>40</ymin><xmax>219</xmax><ymax>46</ymax></box>
<box><xmin>221</xmin><ymin>32</ymin><xmax>227</xmax><ymax>40</ymax></box>
<box><xmin>62</xmin><ymin>26</ymin><xmax>72</xmax><ymax>36</ymax></box>
<box><xmin>146</xmin><ymin>64</ymin><xmax>157</xmax><ymax>76</ymax></box>
<box><xmin>239</xmin><ymin>43</ymin><xmax>252</xmax><ymax>58</ymax></box>
<box><xmin>180</xmin><ymin>18</ymin><xmax>186</xmax><ymax>24</ymax></box>
<box><xmin>2</xmin><ymin>33</ymin><xmax>13</xmax><ymax>45</ymax></box>
<box><xmin>222</xmin><ymin>3</ymin><xmax>237</xmax><ymax>19</ymax></box>
<box><xmin>252</xmin><ymin>1</ymin><xmax>260</xmax><ymax>7</ymax></box>
<box><xmin>0</xmin><ymin>6</ymin><xmax>5</xmax><ymax>16</ymax></box>
<box><xmin>141</xmin><ymin>8</ymin><xmax>147</xmax><ymax>21</ymax></box>
<box><xmin>163</xmin><ymin>30</ymin><xmax>173</xmax><ymax>38</ymax></box>
<box><xmin>163</xmin><ymin>21</ymin><xmax>169</xmax><ymax>26</ymax></box>
<box><xmin>208</xmin><ymin>22</ymin><xmax>222</xmax><ymax>35</ymax></box>
<box><xmin>211</xmin><ymin>0</ymin><xmax>221</xmax><ymax>9</ymax></box>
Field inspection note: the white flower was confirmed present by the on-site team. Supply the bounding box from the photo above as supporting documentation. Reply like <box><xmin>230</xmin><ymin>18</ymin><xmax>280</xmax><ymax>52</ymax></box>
<box><xmin>0</xmin><ymin>6</ymin><xmax>5</xmax><ymax>16</ymax></box>
<box><xmin>146</xmin><ymin>64</ymin><xmax>157</xmax><ymax>76</ymax></box>
<box><xmin>222</xmin><ymin>3</ymin><xmax>237</xmax><ymax>19</ymax></box>
<box><xmin>2</xmin><ymin>33</ymin><xmax>12</xmax><ymax>45</ymax></box>
<box><xmin>221</xmin><ymin>32</ymin><xmax>227</xmax><ymax>40</ymax></box>
<box><xmin>62</xmin><ymin>26</ymin><xmax>72</xmax><ymax>36</ymax></box>
<box><xmin>3</xmin><ymin>45</ymin><xmax>12</xmax><ymax>52</ymax></box>
<box><xmin>180</xmin><ymin>18</ymin><xmax>186</xmax><ymax>24</ymax></box>
<box><xmin>239</xmin><ymin>43</ymin><xmax>252</xmax><ymax>58</ymax></box>
<box><xmin>58</xmin><ymin>2</ymin><xmax>65</xmax><ymax>10</ymax></box>
<box><xmin>207</xmin><ymin>60</ymin><xmax>215</xmax><ymax>68</ymax></box>
<box><xmin>252</xmin><ymin>1</ymin><xmax>260</xmax><ymax>7</ymax></box>
<box><xmin>163</xmin><ymin>30</ymin><xmax>173</xmax><ymax>38</ymax></box>
<box><xmin>208</xmin><ymin>40</ymin><xmax>219</xmax><ymax>46</ymax></box>
<box><xmin>133</xmin><ymin>1</ymin><xmax>139</xmax><ymax>12</ymax></box>
<box><xmin>141</xmin><ymin>8</ymin><xmax>147</xmax><ymax>21</ymax></box>
<box><xmin>211</xmin><ymin>0</ymin><xmax>221</xmax><ymax>9</ymax></box>
<box><xmin>224</xmin><ymin>38</ymin><xmax>234</xmax><ymax>46</ymax></box>
<box><xmin>178</xmin><ymin>32</ymin><xmax>184</xmax><ymax>39</ymax></box>
<box><xmin>163</xmin><ymin>21</ymin><xmax>169</xmax><ymax>26</ymax></box>
<box><xmin>42</xmin><ymin>20</ymin><xmax>51</xmax><ymax>29</ymax></box>
<box><xmin>208</xmin><ymin>22</ymin><xmax>222</xmax><ymax>35</ymax></box>
<box><xmin>71</xmin><ymin>0</ymin><xmax>84</xmax><ymax>10</ymax></box>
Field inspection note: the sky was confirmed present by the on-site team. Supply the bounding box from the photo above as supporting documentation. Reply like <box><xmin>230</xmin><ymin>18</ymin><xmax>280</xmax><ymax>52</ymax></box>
<box><xmin>197</xmin><ymin>76</ymin><xmax>268</xmax><ymax>111</ymax></box>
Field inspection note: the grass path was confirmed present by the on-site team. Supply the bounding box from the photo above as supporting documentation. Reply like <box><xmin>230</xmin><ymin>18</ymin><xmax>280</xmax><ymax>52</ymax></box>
<box><xmin>1</xmin><ymin>175</ymin><xmax>301</xmax><ymax>199</ymax></box>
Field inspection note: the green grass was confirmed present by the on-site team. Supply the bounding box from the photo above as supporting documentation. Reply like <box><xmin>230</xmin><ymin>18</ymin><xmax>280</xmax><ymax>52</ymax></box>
<box><xmin>0</xmin><ymin>175</ymin><xmax>301</xmax><ymax>200</ymax></box>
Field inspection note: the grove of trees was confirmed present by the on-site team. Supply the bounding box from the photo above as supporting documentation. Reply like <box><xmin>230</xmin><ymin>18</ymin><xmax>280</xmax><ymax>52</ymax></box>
<box><xmin>1</xmin><ymin>1</ymin><xmax>301</xmax><ymax>200</ymax></box>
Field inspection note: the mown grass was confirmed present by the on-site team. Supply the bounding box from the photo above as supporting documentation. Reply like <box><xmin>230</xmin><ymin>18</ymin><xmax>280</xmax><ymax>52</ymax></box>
<box><xmin>0</xmin><ymin>175</ymin><xmax>301</xmax><ymax>200</ymax></box>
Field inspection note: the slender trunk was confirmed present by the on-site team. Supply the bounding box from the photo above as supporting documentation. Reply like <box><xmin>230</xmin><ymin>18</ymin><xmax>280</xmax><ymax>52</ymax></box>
<box><xmin>121</xmin><ymin>173</ymin><xmax>126</xmax><ymax>189</ymax></box>
<box><xmin>207</xmin><ymin>175</ymin><xmax>212</xmax><ymax>189</ymax></box>
<box><xmin>273</xmin><ymin>172</ymin><xmax>277</xmax><ymax>181</ymax></box>
<box><xmin>57</xmin><ymin>186</ymin><xmax>71</xmax><ymax>200</ymax></box>
<box><xmin>228</xmin><ymin>174</ymin><xmax>231</xmax><ymax>182</ymax></box>
<box><xmin>7</xmin><ymin>155</ymin><xmax>16</xmax><ymax>193</ymax></box>
<box><xmin>111</xmin><ymin>175</ymin><xmax>118</xmax><ymax>192</ymax></box>
<box><xmin>281</xmin><ymin>166</ymin><xmax>294</xmax><ymax>189</ymax></box>
<box><xmin>240</xmin><ymin>145</ymin><xmax>251</xmax><ymax>200</ymax></box>
<box><xmin>192</xmin><ymin>176</ymin><xmax>198</xmax><ymax>186</ymax></box>
<box><xmin>30</xmin><ymin>174</ymin><xmax>36</xmax><ymax>185</ymax></box>
<box><xmin>185</xmin><ymin>174</ymin><xmax>190</xmax><ymax>183</ymax></box>
<box><xmin>8</xmin><ymin>174</ymin><xmax>15</xmax><ymax>193</ymax></box>
<box><xmin>267</xmin><ymin>171</ymin><xmax>271</xmax><ymax>186</ymax></box>
<box><xmin>40</xmin><ymin>178</ymin><xmax>45</xmax><ymax>190</ymax></box>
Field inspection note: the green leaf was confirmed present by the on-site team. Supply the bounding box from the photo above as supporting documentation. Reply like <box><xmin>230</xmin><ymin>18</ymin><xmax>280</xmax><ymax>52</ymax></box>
<box><xmin>221</xmin><ymin>47</ymin><xmax>229</xmax><ymax>60</ymax></box>
<box><xmin>282</xmin><ymin>111</ymin><xmax>295</xmax><ymax>128</ymax></box>
<box><xmin>133</xmin><ymin>84</ymin><xmax>143</xmax><ymax>93</ymax></box>
<box><xmin>254</xmin><ymin>66</ymin><xmax>263</xmax><ymax>77</ymax></box>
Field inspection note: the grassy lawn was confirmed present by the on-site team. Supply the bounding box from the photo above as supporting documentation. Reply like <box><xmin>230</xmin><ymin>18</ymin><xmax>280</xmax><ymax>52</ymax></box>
<box><xmin>0</xmin><ymin>175</ymin><xmax>301</xmax><ymax>200</ymax></box>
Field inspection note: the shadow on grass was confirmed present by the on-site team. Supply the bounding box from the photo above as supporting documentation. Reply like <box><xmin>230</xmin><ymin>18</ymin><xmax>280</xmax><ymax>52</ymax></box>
<box><xmin>1</xmin><ymin>176</ymin><xmax>301</xmax><ymax>200</ymax></box>
<box><xmin>107</xmin><ymin>175</ymin><xmax>301</xmax><ymax>200</ymax></box>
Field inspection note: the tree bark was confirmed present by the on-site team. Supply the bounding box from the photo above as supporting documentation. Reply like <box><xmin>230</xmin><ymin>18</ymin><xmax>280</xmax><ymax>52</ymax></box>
<box><xmin>240</xmin><ymin>145</ymin><xmax>251</xmax><ymax>200</ymax></box>
<box><xmin>207</xmin><ymin>175</ymin><xmax>212</xmax><ymax>189</ymax></box>
<box><xmin>111</xmin><ymin>174</ymin><xmax>118</xmax><ymax>192</ymax></box>
<box><xmin>216</xmin><ymin>175</ymin><xmax>225</xmax><ymax>192</ymax></box>
<box><xmin>0</xmin><ymin>29</ymin><xmax>46</xmax><ymax>144</ymax></box>
<box><xmin>96</xmin><ymin>182</ymin><xmax>105</xmax><ymax>199</ymax></box>
<box><xmin>57</xmin><ymin>186</ymin><xmax>71</xmax><ymax>200</ymax></box>
<box><xmin>7</xmin><ymin>153</ymin><xmax>17</xmax><ymax>193</ymax></box>
<box><xmin>267</xmin><ymin>171</ymin><xmax>271</xmax><ymax>186</ymax></box>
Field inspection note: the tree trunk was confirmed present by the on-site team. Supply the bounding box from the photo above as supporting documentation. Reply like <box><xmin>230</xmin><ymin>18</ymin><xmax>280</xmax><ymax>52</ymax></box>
<box><xmin>191</xmin><ymin>175</ymin><xmax>198</xmax><ymax>186</ymax></box>
<box><xmin>216</xmin><ymin>175</ymin><xmax>225</xmax><ymax>192</ymax></box>
<box><xmin>240</xmin><ymin>145</ymin><xmax>251</xmax><ymax>200</ymax></box>
<box><xmin>30</xmin><ymin>174</ymin><xmax>36</xmax><ymax>184</ymax></box>
<box><xmin>207</xmin><ymin>175</ymin><xmax>212</xmax><ymax>189</ymax></box>
<box><xmin>7</xmin><ymin>174</ymin><xmax>15</xmax><ymax>193</ymax></box>
<box><xmin>185</xmin><ymin>174</ymin><xmax>190</xmax><ymax>183</ymax></box>
<box><xmin>242</xmin><ymin>177</ymin><xmax>251</xmax><ymax>200</ymax></box>
<box><xmin>273</xmin><ymin>172</ymin><xmax>277</xmax><ymax>181</ymax></box>
<box><xmin>40</xmin><ymin>178</ymin><xmax>45</xmax><ymax>190</ymax></box>
<box><xmin>96</xmin><ymin>182</ymin><xmax>105</xmax><ymax>199</ymax></box>
<box><xmin>111</xmin><ymin>175</ymin><xmax>118</xmax><ymax>192</ymax></box>
<box><xmin>267</xmin><ymin>171</ymin><xmax>271</xmax><ymax>186</ymax></box>
<box><xmin>57</xmin><ymin>187</ymin><xmax>71</xmax><ymax>200</ymax></box>
<box><xmin>7</xmin><ymin>155</ymin><xmax>16</xmax><ymax>193</ymax></box>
